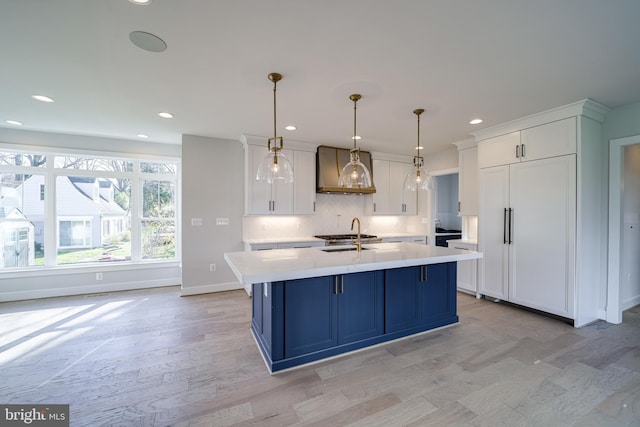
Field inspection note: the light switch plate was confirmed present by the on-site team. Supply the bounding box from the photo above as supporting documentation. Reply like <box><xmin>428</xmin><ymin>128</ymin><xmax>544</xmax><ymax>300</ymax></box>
<box><xmin>216</xmin><ymin>218</ymin><xmax>229</xmax><ymax>225</ymax></box>
<box><xmin>191</xmin><ymin>218</ymin><xmax>203</xmax><ymax>226</ymax></box>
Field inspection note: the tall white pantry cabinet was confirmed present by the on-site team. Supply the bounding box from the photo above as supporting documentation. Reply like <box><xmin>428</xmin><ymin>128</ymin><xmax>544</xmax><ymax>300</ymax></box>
<box><xmin>474</xmin><ymin>99</ymin><xmax>610</xmax><ymax>327</ymax></box>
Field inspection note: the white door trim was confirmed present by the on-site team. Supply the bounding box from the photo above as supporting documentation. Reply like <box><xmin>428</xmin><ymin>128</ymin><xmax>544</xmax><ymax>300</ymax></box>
<box><xmin>607</xmin><ymin>134</ymin><xmax>640</xmax><ymax>324</ymax></box>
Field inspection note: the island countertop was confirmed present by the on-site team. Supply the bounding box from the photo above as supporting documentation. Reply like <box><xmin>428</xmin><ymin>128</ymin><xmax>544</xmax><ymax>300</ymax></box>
<box><xmin>224</xmin><ymin>242</ymin><xmax>482</xmax><ymax>286</ymax></box>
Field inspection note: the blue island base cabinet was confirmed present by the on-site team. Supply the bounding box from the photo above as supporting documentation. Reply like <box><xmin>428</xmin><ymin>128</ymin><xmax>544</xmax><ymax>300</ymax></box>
<box><xmin>251</xmin><ymin>262</ymin><xmax>458</xmax><ymax>373</ymax></box>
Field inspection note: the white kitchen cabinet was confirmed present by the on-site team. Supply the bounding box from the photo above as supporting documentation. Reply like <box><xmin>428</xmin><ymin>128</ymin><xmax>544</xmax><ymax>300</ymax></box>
<box><xmin>369</xmin><ymin>159</ymin><xmax>416</xmax><ymax>215</ymax></box>
<box><xmin>477</xmin><ymin>118</ymin><xmax>576</xmax><ymax>170</ymax></box>
<box><xmin>447</xmin><ymin>240</ymin><xmax>478</xmax><ymax>294</ymax></box>
<box><xmin>479</xmin><ymin>156</ymin><xmax>576</xmax><ymax>318</ymax></box>
<box><xmin>293</xmin><ymin>150</ymin><xmax>316</xmax><ymax>215</ymax></box>
<box><xmin>520</xmin><ymin>117</ymin><xmax>576</xmax><ymax>162</ymax></box>
<box><xmin>244</xmin><ymin>138</ymin><xmax>316</xmax><ymax>216</ymax></box>
<box><xmin>475</xmin><ymin>99</ymin><xmax>608</xmax><ymax>326</ymax></box>
<box><xmin>455</xmin><ymin>142</ymin><xmax>479</xmax><ymax>216</ymax></box>
<box><xmin>477</xmin><ymin>131</ymin><xmax>521</xmax><ymax>169</ymax></box>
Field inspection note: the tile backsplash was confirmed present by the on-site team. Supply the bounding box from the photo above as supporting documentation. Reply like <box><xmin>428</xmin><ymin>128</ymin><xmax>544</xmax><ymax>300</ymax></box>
<box><xmin>243</xmin><ymin>193</ymin><xmax>428</xmax><ymax>240</ymax></box>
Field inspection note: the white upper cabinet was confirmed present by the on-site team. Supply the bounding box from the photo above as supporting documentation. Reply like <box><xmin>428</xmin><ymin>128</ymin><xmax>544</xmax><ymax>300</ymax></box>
<box><xmin>477</xmin><ymin>131</ymin><xmax>521</xmax><ymax>169</ymax></box>
<box><xmin>520</xmin><ymin>117</ymin><xmax>576</xmax><ymax>162</ymax></box>
<box><xmin>293</xmin><ymin>150</ymin><xmax>316</xmax><ymax>215</ymax></box>
<box><xmin>243</xmin><ymin>136</ymin><xmax>316</xmax><ymax>216</ymax></box>
<box><xmin>477</xmin><ymin>117</ymin><xmax>577</xmax><ymax>169</ymax></box>
<box><xmin>368</xmin><ymin>158</ymin><xmax>417</xmax><ymax>215</ymax></box>
<box><xmin>455</xmin><ymin>142</ymin><xmax>479</xmax><ymax>216</ymax></box>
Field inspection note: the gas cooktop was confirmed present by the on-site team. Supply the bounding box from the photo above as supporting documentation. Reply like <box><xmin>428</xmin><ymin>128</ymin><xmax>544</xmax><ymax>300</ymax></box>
<box><xmin>314</xmin><ymin>234</ymin><xmax>378</xmax><ymax>240</ymax></box>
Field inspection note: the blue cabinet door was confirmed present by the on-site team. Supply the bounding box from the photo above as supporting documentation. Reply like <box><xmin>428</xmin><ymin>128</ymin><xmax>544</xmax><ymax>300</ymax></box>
<box><xmin>421</xmin><ymin>263</ymin><xmax>456</xmax><ymax>325</ymax></box>
<box><xmin>284</xmin><ymin>276</ymin><xmax>338</xmax><ymax>358</ymax></box>
<box><xmin>284</xmin><ymin>271</ymin><xmax>385</xmax><ymax>359</ymax></box>
<box><xmin>385</xmin><ymin>263</ymin><xmax>457</xmax><ymax>334</ymax></box>
<box><xmin>337</xmin><ymin>270</ymin><xmax>384</xmax><ymax>344</ymax></box>
<box><xmin>385</xmin><ymin>266</ymin><xmax>422</xmax><ymax>333</ymax></box>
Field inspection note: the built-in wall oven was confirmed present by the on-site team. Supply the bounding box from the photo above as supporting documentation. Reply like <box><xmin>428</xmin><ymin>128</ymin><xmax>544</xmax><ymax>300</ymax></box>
<box><xmin>435</xmin><ymin>228</ymin><xmax>462</xmax><ymax>247</ymax></box>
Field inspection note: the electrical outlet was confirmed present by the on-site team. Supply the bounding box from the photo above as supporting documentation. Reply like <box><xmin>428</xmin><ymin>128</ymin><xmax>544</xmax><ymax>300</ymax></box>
<box><xmin>191</xmin><ymin>218</ymin><xmax>203</xmax><ymax>226</ymax></box>
<box><xmin>96</xmin><ymin>273</ymin><xmax>103</xmax><ymax>281</ymax></box>
<box><xmin>210</xmin><ymin>263</ymin><xmax>216</xmax><ymax>272</ymax></box>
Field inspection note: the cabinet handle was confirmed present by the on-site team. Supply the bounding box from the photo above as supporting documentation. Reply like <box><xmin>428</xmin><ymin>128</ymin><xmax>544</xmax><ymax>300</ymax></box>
<box><xmin>516</xmin><ymin>144</ymin><xmax>521</xmax><ymax>158</ymax></box>
<box><xmin>458</xmin><ymin>201</ymin><xmax>461</xmax><ymax>212</ymax></box>
<box><xmin>508</xmin><ymin>208</ymin><xmax>514</xmax><ymax>244</ymax></box>
<box><xmin>341</xmin><ymin>275</ymin><xmax>344</xmax><ymax>294</ymax></box>
<box><xmin>521</xmin><ymin>143</ymin><xmax>526</xmax><ymax>158</ymax></box>
<box><xmin>373</xmin><ymin>202</ymin><xmax>377</xmax><ymax>212</ymax></box>
<box><xmin>272</xmin><ymin>200</ymin><xmax>275</xmax><ymax>211</ymax></box>
<box><xmin>313</xmin><ymin>201</ymin><xmax>316</xmax><ymax>212</ymax></box>
<box><xmin>420</xmin><ymin>266</ymin><xmax>427</xmax><ymax>282</ymax></box>
<box><xmin>334</xmin><ymin>276</ymin><xmax>339</xmax><ymax>294</ymax></box>
<box><xmin>503</xmin><ymin>208</ymin><xmax>508</xmax><ymax>244</ymax></box>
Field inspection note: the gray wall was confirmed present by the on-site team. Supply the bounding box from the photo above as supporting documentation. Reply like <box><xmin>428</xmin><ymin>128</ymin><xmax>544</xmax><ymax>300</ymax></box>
<box><xmin>181</xmin><ymin>135</ymin><xmax>245</xmax><ymax>295</ymax></box>
<box><xmin>604</xmin><ymin>101</ymin><xmax>640</xmax><ymax>141</ymax></box>
<box><xmin>604</xmin><ymin>101</ymin><xmax>640</xmax><ymax>311</ymax></box>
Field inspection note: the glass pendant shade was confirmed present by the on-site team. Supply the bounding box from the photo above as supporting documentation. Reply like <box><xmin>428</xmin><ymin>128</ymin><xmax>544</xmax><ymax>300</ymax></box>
<box><xmin>338</xmin><ymin>94</ymin><xmax>372</xmax><ymax>189</ymax></box>
<box><xmin>256</xmin><ymin>148</ymin><xmax>294</xmax><ymax>183</ymax></box>
<box><xmin>256</xmin><ymin>72</ymin><xmax>294</xmax><ymax>184</ymax></box>
<box><xmin>404</xmin><ymin>163</ymin><xmax>433</xmax><ymax>191</ymax></box>
<box><xmin>338</xmin><ymin>149</ymin><xmax>372</xmax><ymax>188</ymax></box>
<box><xmin>405</xmin><ymin>108</ymin><xmax>432</xmax><ymax>191</ymax></box>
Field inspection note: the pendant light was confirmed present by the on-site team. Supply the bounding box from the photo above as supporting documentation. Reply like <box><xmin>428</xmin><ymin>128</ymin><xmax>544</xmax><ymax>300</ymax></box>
<box><xmin>256</xmin><ymin>72</ymin><xmax>294</xmax><ymax>183</ymax></box>
<box><xmin>338</xmin><ymin>94</ymin><xmax>372</xmax><ymax>189</ymax></box>
<box><xmin>404</xmin><ymin>108</ymin><xmax>433</xmax><ymax>191</ymax></box>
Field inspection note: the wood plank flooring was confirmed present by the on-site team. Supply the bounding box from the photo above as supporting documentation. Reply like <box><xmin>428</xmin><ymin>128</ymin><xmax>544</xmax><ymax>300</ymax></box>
<box><xmin>0</xmin><ymin>287</ymin><xmax>638</xmax><ymax>426</ymax></box>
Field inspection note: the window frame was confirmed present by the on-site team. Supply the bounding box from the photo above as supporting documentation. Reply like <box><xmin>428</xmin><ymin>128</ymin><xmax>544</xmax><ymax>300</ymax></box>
<box><xmin>0</xmin><ymin>144</ymin><xmax>180</xmax><ymax>271</ymax></box>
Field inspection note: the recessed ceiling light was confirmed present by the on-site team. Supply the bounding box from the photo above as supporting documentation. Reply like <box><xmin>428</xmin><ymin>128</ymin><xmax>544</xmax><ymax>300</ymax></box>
<box><xmin>415</xmin><ymin>146</ymin><xmax>424</xmax><ymax>150</ymax></box>
<box><xmin>352</xmin><ymin>135</ymin><xmax>362</xmax><ymax>140</ymax></box>
<box><xmin>5</xmin><ymin>120</ymin><xmax>23</xmax><ymax>126</ymax></box>
<box><xmin>157</xmin><ymin>112</ymin><xmax>174</xmax><ymax>119</ymax></box>
<box><xmin>128</xmin><ymin>0</ymin><xmax>151</xmax><ymax>4</ymax></box>
<box><xmin>32</xmin><ymin>95</ymin><xmax>54</xmax><ymax>103</ymax></box>
<box><xmin>130</xmin><ymin>31</ymin><xmax>167</xmax><ymax>53</ymax></box>
<box><xmin>469</xmin><ymin>118</ymin><xmax>483</xmax><ymax>125</ymax></box>
<box><xmin>137</xmin><ymin>134</ymin><xmax>149</xmax><ymax>139</ymax></box>
<box><xmin>285</xmin><ymin>125</ymin><xmax>296</xmax><ymax>131</ymax></box>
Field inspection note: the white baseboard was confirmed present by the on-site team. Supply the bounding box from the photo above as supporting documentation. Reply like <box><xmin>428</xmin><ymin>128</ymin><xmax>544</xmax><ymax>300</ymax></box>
<box><xmin>623</xmin><ymin>295</ymin><xmax>640</xmax><ymax>311</ymax></box>
<box><xmin>180</xmin><ymin>281</ymin><xmax>244</xmax><ymax>296</ymax></box>
<box><xmin>0</xmin><ymin>278</ymin><xmax>181</xmax><ymax>302</ymax></box>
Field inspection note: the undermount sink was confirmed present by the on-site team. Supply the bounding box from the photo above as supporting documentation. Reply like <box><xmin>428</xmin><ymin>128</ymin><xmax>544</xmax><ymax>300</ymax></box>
<box><xmin>321</xmin><ymin>246</ymin><xmax>370</xmax><ymax>253</ymax></box>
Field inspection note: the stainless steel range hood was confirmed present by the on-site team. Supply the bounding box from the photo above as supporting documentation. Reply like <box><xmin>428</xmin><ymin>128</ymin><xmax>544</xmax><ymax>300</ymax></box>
<box><xmin>316</xmin><ymin>145</ymin><xmax>376</xmax><ymax>194</ymax></box>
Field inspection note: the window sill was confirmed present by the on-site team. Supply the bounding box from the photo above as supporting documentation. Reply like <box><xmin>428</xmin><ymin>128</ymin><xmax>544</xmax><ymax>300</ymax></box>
<box><xmin>0</xmin><ymin>259</ymin><xmax>181</xmax><ymax>279</ymax></box>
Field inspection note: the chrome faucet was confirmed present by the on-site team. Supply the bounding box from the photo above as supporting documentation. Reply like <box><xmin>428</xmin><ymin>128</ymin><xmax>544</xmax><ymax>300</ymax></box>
<box><xmin>351</xmin><ymin>217</ymin><xmax>362</xmax><ymax>252</ymax></box>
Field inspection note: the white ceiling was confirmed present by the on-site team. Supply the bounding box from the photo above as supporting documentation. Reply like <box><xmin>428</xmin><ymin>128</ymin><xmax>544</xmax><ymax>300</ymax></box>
<box><xmin>1</xmin><ymin>1</ymin><xmax>640</xmax><ymax>156</ymax></box>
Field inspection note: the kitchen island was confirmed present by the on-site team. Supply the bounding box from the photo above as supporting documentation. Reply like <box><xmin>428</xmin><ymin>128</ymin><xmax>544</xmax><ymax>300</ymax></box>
<box><xmin>224</xmin><ymin>242</ymin><xmax>482</xmax><ymax>373</ymax></box>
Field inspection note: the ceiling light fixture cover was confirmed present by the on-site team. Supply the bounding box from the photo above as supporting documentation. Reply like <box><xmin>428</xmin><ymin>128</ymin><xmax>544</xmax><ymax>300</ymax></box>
<box><xmin>256</xmin><ymin>73</ymin><xmax>294</xmax><ymax>184</ymax></box>
<box><xmin>404</xmin><ymin>108</ymin><xmax>433</xmax><ymax>192</ymax></box>
<box><xmin>338</xmin><ymin>94</ymin><xmax>372</xmax><ymax>189</ymax></box>
<box><xmin>129</xmin><ymin>31</ymin><xmax>167</xmax><ymax>53</ymax></box>
<box><xmin>32</xmin><ymin>95</ymin><xmax>54</xmax><ymax>103</ymax></box>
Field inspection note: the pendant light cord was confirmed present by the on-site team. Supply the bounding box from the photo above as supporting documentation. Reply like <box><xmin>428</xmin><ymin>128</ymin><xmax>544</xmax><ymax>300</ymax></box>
<box><xmin>353</xmin><ymin>97</ymin><xmax>357</xmax><ymax>149</ymax></box>
<box><xmin>273</xmin><ymin>80</ymin><xmax>277</xmax><ymax>142</ymax></box>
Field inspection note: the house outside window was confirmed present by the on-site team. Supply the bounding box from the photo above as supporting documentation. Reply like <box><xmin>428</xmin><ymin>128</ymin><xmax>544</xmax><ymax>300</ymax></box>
<box><xmin>0</xmin><ymin>149</ymin><xmax>179</xmax><ymax>269</ymax></box>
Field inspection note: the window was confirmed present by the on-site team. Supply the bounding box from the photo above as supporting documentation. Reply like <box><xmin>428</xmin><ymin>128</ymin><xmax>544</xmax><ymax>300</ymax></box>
<box><xmin>59</xmin><ymin>219</ymin><xmax>91</xmax><ymax>248</ymax></box>
<box><xmin>0</xmin><ymin>149</ymin><xmax>178</xmax><ymax>269</ymax></box>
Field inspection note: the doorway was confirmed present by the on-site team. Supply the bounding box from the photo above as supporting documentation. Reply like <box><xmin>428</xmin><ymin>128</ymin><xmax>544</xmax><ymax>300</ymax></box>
<box><xmin>607</xmin><ymin>136</ymin><xmax>640</xmax><ymax>324</ymax></box>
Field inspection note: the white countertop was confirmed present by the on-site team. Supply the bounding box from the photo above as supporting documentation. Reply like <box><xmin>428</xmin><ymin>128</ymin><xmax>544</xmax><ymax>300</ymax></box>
<box><xmin>446</xmin><ymin>239</ymin><xmax>478</xmax><ymax>245</ymax></box>
<box><xmin>243</xmin><ymin>237</ymin><xmax>326</xmax><ymax>245</ymax></box>
<box><xmin>225</xmin><ymin>242</ymin><xmax>482</xmax><ymax>285</ymax></box>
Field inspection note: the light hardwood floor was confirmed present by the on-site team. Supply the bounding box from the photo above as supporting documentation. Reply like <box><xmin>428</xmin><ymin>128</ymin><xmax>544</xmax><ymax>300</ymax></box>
<box><xmin>1</xmin><ymin>287</ymin><xmax>638</xmax><ymax>426</ymax></box>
